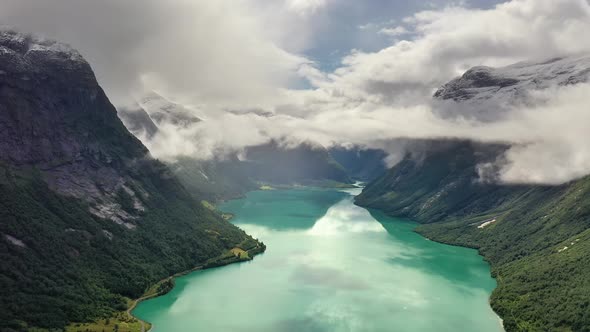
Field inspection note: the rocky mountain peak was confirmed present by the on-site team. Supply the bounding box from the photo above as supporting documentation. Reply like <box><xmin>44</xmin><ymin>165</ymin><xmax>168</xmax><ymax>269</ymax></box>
<box><xmin>433</xmin><ymin>54</ymin><xmax>590</xmax><ymax>121</ymax></box>
<box><xmin>0</xmin><ymin>30</ymin><xmax>149</xmax><ymax>226</ymax></box>
<box><xmin>0</xmin><ymin>30</ymin><xmax>92</xmax><ymax>84</ymax></box>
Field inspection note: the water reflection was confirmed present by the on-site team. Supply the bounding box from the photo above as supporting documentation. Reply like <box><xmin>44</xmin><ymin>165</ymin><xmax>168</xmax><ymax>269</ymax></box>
<box><xmin>369</xmin><ymin>209</ymin><xmax>495</xmax><ymax>290</ymax></box>
<box><xmin>134</xmin><ymin>189</ymin><xmax>502</xmax><ymax>332</ymax></box>
<box><xmin>229</xmin><ymin>189</ymin><xmax>347</xmax><ymax>230</ymax></box>
<box><xmin>308</xmin><ymin>197</ymin><xmax>386</xmax><ymax>236</ymax></box>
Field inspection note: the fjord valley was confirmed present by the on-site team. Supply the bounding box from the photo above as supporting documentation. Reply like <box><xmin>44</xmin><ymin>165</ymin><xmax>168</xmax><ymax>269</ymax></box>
<box><xmin>133</xmin><ymin>188</ymin><xmax>503</xmax><ymax>332</ymax></box>
<box><xmin>2</xmin><ymin>0</ymin><xmax>590</xmax><ymax>332</ymax></box>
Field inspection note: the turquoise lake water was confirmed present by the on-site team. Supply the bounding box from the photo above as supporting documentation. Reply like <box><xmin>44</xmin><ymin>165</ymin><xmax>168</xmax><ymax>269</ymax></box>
<box><xmin>134</xmin><ymin>188</ymin><xmax>502</xmax><ymax>332</ymax></box>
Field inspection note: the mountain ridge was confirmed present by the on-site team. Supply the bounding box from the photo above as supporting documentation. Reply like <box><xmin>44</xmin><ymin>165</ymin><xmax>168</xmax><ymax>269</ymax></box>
<box><xmin>433</xmin><ymin>54</ymin><xmax>590</xmax><ymax>121</ymax></box>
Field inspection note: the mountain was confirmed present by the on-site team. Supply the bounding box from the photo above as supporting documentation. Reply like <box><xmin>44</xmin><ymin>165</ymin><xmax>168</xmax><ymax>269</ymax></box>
<box><xmin>138</xmin><ymin>91</ymin><xmax>201</xmax><ymax>128</ymax></box>
<box><xmin>242</xmin><ymin>140</ymin><xmax>350</xmax><ymax>185</ymax></box>
<box><xmin>117</xmin><ymin>105</ymin><xmax>159</xmax><ymax>139</ymax></box>
<box><xmin>161</xmin><ymin>141</ymin><xmax>354</xmax><ymax>202</ymax></box>
<box><xmin>434</xmin><ymin>55</ymin><xmax>590</xmax><ymax>121</ymax></box>
<box><xmin>329</xmin><ymin>146</ymin><xmax>388</xmax><ymax>182</ymax></box>
<box><xmin>0</xmin><ymin>31</ymin><xmax>263</xmax><ymax>331</ymax></box>
<box><xmin>356</xmin><ymin>56</ymin><xmax>590</xmax><ymax>332</ymax></box>
<box><xmin>169</xmin><ymin>156</ymin><xmax>259</xmax><ymax>202</ymax></box>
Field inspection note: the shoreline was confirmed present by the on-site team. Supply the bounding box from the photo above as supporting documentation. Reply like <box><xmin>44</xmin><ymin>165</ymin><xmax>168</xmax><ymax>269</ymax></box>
<box><xmin>127</xmin><ymin>242</ymin><xmax>266</xmax><ymax>332</ymax></box>
<box><xmin>414</xmin><ymin>229</ymin><xmax>505</xmax><ymax>332</ymax></box>
<box><xmin>361</xmin><ymin>204</ymin><xmax>505</xmax><ymax>331</ymax></box>
<box><xmin>352</xmin><ymin>200</ymin><xmax>504</xmax><ymax>331</ymax></box>
<box><xmin>133</xmin><ymin>189</ymin><xmax>501</xmax><ymax>332</ymax></box>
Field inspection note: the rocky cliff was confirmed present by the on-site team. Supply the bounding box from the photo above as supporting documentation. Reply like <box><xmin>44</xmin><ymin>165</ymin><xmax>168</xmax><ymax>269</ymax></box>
<box><xmin>0</xmin><ymin>30</ymin><xmax>260</xmax><ymax>331</ymax></box>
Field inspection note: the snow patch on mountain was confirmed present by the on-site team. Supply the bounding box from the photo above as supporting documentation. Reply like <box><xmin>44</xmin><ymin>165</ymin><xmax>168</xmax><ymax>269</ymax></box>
<box><xmin>433</xmin><ymin>55</ymin><xmax>590</xmax><ymax>121</ymax></box>
<box><xmin>138</xmin><ymin>92</ymin><xmax>202</xmax><ymax>128</ymax></box>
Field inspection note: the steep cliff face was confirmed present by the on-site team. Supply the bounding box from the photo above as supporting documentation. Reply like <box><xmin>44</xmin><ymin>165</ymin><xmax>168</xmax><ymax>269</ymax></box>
<box><xmin>0</xmin><ymin>31</ymin><xmax>259</xmax><ymax>331</ymax></box>
<box><xmin>0</xmin><ymin>30</ymin><xmax>153</xmax><ymax>227</ymax></box>
<box><xmin>356</xmin><ymin>55</ymin><xmax>590</xmax><ymax>332</ymax></box>
<box><xmin>117</xmin><ymin>105</ymin><xmax>160</xmax><ymax>139</ymax></box>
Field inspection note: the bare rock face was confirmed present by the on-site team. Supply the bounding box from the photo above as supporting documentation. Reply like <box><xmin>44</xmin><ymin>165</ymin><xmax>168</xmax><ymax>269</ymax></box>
<box><xmin>0</xmin><ymin>30</ymin><xmax>148</xmax><ymax>224</ymax></box>
<box><xmin>117</xmin><ymin>104</ymin><xmax>160</xmax><ymax>139</ymax></box>
<box><xmin>0</xmin><ymin>32</ymin><xmax>260</xmax><ymax>331</ymax></box>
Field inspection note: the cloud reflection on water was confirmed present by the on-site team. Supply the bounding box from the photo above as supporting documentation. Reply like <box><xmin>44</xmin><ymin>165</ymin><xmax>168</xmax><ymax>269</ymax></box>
<box><xmin>307</xmin><ymin>197</ymin><xmax>386</xmax><ymax>236</ymax></box>
<box><xmin>135</xmin><ymin>189</ymin><xmax>502</xmax><ymax>332</ymax></box>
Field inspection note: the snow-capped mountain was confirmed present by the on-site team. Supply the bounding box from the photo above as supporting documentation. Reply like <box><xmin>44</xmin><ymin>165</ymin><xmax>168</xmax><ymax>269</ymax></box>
<box><xmin>433</xmin><ymin>55</ymin><xmax>590</xmax><ymax>120</ymax></box>
<box><xmin>117</xmin><ymin>91</ymin><xmax>202</xmax><ymax>139</ymax></box>
<box><xmin>139</xmin><ymin>91</ymin><xmax>201</xmax><ymax>128</ymax></box>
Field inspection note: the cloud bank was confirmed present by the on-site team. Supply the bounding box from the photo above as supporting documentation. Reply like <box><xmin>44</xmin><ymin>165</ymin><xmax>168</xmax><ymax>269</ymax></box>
<box><xmin>2</xmin><ymin>0</ymin><xmax>590</xmax><ymax>185</ymax></box>
<box><xmin>0</xmin><ymin>0</ymin><xmax>313</xmax><ymax>106</ymax></box>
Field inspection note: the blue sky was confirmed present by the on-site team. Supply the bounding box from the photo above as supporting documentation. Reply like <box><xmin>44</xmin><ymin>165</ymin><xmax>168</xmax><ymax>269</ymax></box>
<box><xmin>299</xmin><ymin>0</ymin><xmax>508</xmax><ymax>71</ymax></box>
<box><xmin>2</xmin><ymin>0</ymin><xmax>590</xmax><ymax>184</ymax></box>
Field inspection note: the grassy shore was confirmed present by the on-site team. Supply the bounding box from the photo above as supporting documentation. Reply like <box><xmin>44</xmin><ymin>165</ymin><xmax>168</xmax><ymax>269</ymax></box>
<box><xmin>64</xmin><ymin>239</ymin><xmax>266</xmax><ymax>332</ymax></box>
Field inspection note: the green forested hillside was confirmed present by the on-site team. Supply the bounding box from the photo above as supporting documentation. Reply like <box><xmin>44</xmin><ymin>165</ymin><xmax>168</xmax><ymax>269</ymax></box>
<box><xmin>0</xmin><ymin>160</ymin><xmax>259</xmax><ymax>331</ymax></box>
<box><xmin>0</xmin><ymin>31</ymin><xmax>262</xmax><ymax>331</ymax></box>
<box><xmin>170</xmin><ymin>157</ymin><xmax>259</xmax><ymax>202</ymax></box>
<box><xmin>356</xmin><ymin>140</ymin><xmax>590</xmax><ymax>332</ymax></box>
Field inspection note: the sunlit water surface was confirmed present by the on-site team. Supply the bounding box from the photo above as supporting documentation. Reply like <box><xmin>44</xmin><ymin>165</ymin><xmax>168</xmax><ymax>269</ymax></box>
<box><xmin>134</xmin><ymin>188</ymin><xmax>502</xmax><ymax>332</ymax></box>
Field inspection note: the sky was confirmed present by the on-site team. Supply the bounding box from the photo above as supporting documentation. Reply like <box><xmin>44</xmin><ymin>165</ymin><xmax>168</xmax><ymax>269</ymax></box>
<box><xmin>282</xmin><ymin>0</ymin><xmax>506</xmax><ymax>71</ymax></box>
<box><xmin>1</xmin><ymin>0</ymin><xmax>590</xmax><ymax>185</ymax></box>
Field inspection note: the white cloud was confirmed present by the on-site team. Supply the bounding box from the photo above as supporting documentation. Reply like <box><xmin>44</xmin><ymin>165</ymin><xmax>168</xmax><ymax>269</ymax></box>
<box><xmin>378</xmin><ymin>26</ymin><xmax>408</xmax><ymax>37</ymax></box>
<box><xmin>0</xmin><ymin>0</ymin><xmax>311</xmax><ymax>107</ymax></box>
<box><xmin>358</xmin><ymin>19</ymin><xmax>398</xmax><ymax>31</ymax></box>
<box><xmin>3</xmin><ymin>0</ymin><xmax>590</xmax><ymax>185</ymax></box>
<box><xmin>286</xmin><ymin>0</ymin><xmax>330</xmax><ymax>15</ymax></box>
<box><xmin>488</xmin><ymin>84</ymin><xmax>590</xmax><ymax>184</ymax></box>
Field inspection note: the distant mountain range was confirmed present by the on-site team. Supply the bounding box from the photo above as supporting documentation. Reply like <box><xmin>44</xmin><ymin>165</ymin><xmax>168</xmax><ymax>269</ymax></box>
<box><xmin>117</xmin><ymin>93</ymin><xmax>386</xmax><ymax>201</ymax></box>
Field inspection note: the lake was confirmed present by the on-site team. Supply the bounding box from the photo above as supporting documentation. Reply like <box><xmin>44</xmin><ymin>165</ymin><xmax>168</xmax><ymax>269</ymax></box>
<box><xmin>133</xmin><ymin>187</ymin><xmax>503</xmax><ymax>332</ymax></box>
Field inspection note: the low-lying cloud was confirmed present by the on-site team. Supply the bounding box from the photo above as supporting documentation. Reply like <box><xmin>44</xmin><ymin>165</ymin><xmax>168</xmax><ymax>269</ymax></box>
<box><xmin>2</xmin><ymin>0</ymin><xmax>590</xmax><ymax>185</ymax></box>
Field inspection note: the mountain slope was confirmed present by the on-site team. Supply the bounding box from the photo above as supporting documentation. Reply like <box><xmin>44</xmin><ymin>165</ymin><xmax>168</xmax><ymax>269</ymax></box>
<box><xmin>329</xmin><ymin>146</ymin><xmax>388</xmax><ymax>182</ymax></box>
<box><xmin>356</xmin><ymin>141</ymin><xmax>590</xmax><ymax>332</ymax></box>
<box><xmin>0</xmin><ymin>31</ymin><xmax>262</xmax><ymax>331</ymax></box>
<box><xmin>356</xmin><ymin>56</ymin><xmax>590</xmax><ymax>332</ymax></box>
<box><xmin>243</xmin><ymin>140</ymin><xmax>351</xmax><ymax>185</ymax></box>
<box><xmin>166</xmin><ymin>141</ymin><xmax>353</xmax><ymax>202</ymax></box>
<box><xmin>434</xmin><ymin>55</ymin><xmax>590</xmax><ymax>121</ymax></box>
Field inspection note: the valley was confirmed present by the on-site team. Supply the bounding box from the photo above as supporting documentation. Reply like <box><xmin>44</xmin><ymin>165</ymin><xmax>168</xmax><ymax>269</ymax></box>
<box><xmin>1</xmin><ymin>4</ymin><xmax>590</xmax><ymax>330</ymax></box>
<box><xmin>133</xmin><ymin>188</ymin><xmax>503</xmax><ymax>332</ymax></box>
